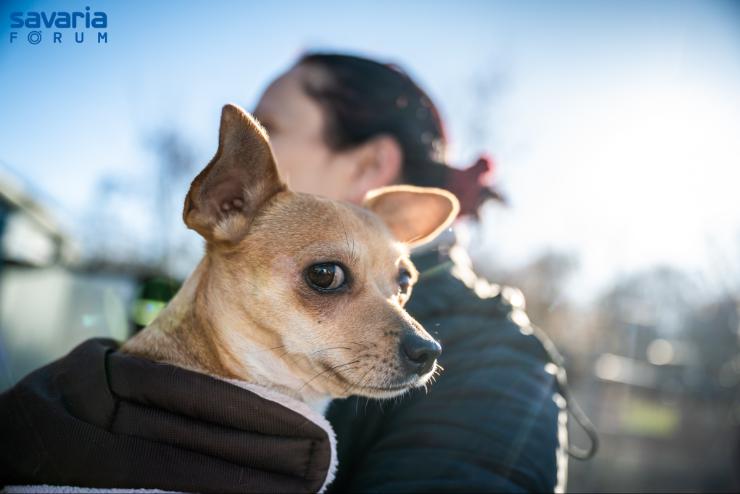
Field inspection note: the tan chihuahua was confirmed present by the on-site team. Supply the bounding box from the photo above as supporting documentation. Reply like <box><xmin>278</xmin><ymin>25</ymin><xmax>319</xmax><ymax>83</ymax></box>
<box><xmin>122</xmin><ymin>103</ymin><xmax>459</xmax><ymax>414</ymax></box>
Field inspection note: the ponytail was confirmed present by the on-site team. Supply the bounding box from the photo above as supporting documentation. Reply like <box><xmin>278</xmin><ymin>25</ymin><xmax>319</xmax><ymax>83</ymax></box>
<box><xmin>298</xmin><ymin>53</ymin><xmax>505</xmax><ymax>218</ymax></box>
<box><xmin>445</xmin><ymin>155</ymin><xmax>506</xmax><ymax>218</ymax></box>
<box><xmin>407</xmin><ymin>155</ymin><xmax>505</xmax><ymax>218</ymax></box>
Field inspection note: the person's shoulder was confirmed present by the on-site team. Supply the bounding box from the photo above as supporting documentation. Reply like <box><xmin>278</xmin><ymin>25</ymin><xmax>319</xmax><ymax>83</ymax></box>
<box><xmin>410</xmin><ymin>245</ymin><xmax>522</xmax><ymax>312</ymax></box>
<box><xmin>409</xmin><ymin>245</ymin><xmax>561</xmax><ymax>365</ymax></box>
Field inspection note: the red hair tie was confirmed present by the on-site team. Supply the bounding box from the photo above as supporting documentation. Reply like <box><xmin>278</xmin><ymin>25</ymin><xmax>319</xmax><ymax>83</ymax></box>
<box><xmin>447</xmin><ymin>155</ymin><xmax>503</xmax><ymax>217</ymax></box>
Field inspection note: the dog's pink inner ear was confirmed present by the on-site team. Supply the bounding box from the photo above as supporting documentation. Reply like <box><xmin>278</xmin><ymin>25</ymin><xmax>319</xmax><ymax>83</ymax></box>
<box><xmin>183</xmin><ymin>104</ymin><xmax>286</xmax><ymax>243</ymax></box>
<box><xmin>363</xmin><ymin>185</ymin><xmax>460</xmax><ymax>248</ymax></box>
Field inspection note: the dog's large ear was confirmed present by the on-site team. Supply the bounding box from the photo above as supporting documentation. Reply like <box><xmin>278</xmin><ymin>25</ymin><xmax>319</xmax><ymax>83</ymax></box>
<box><xmin>183</xmin><ymin>104</ymin><xmax>286</xmax><ymax>243</ymax></box>
<box><xmin>363</xmin><ymin>185</ymin><xmax>460</xmax><ymax>248</ymax></box>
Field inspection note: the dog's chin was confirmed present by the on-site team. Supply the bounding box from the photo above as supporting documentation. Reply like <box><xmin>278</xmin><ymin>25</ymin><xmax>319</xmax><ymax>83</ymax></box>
<box><xmin>360</xmin><ymin>386</ymin><xmax>411</xmax><ymax>399</ymax></box>
<box><xmin>352</xmin><ymin>369</ymin><xmax>437</xmax><ymax>400</ymax></box>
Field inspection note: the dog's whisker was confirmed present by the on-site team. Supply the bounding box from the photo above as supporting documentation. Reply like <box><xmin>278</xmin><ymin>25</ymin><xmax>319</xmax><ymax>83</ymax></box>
<box><xmin>343</xmin><ymin>365</ymin><xmax>375</xmax><ymax>396</ymax></box>
<box><xmin>346</xmin><ymin>341</ymin><xmax>368</xmax><ymax>350</ymax></box>
<box><xmin>274</xmin><ymin>344</ymin><xmax>352</xmax><ymax>360</ymax></box>
<box><xmin>298</xmin><ymin>359</ymin><xmax>361</xmax><ymax>392</ymax></box>
<box><xmin>307</xmin><ymin>346</ymin><xmax>353</xmax><ymax>356</ymax></box>
<box><xmin>244</xmin><ymin>345</ymin><xmax>286</xmax><ymax>355</ymax></box>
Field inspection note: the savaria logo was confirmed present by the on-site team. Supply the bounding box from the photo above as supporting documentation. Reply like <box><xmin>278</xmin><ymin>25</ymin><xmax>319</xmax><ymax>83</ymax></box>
<box><xmin>8</xmin><ymin>6</ymin><xmax>108</xmax><ymax>45</ymax></box>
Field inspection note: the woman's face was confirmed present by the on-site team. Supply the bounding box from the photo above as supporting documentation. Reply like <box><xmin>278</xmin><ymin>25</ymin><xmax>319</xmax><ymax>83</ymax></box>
<box><xmin>253</xmin><ymin>65</ymin><xmax>362</xmax><ymax>202</ymax></box>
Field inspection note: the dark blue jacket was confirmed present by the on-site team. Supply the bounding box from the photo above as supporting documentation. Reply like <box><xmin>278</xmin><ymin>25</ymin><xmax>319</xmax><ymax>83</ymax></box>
<box><xmin>326</xmin><ymin>248</ymin><xmax>568</xmax><ymax>492</ymax></box>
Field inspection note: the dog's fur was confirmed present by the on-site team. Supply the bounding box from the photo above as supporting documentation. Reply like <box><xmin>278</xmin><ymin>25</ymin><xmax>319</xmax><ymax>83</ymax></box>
<box><xmin>122</xmin><ymin>104</ymin><xmax>459</xmax><ymax>413</ymax></box>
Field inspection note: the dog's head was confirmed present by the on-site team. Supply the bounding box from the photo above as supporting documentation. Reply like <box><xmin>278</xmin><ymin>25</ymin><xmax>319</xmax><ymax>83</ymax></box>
<box><xmin>184</xmin><ymin>104</ymin><xmax>458</xmax><ymax>399</ymax></box>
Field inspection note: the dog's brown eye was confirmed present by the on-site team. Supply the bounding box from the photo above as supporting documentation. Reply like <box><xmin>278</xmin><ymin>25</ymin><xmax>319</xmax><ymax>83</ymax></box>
<box><xmin>399</xmin><ymin>269</ymin><xmax>412</xmax><ymax>295</ymax></box>
<box><xmin>306</xmin><ymin>263</ymin><xmax>346</xmax><ymax>291</ymax></box>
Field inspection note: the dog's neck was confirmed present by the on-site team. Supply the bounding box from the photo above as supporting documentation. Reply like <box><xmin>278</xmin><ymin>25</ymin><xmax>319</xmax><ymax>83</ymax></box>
<box><xmin>126</xmin><ymin>256</ymin><xmax>332</xmax><ymax>415</ymax></box>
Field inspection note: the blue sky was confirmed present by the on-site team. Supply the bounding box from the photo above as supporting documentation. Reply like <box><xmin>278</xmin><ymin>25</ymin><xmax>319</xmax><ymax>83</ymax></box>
<box><xmin>1</xmin><ymin>0</ymin><xmax>739</xmax><ymax>301</ymax></box>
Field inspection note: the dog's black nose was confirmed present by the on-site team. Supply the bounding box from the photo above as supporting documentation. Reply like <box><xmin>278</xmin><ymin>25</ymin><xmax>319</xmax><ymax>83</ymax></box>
<box><xmin>400</xmin><ymin>333</ymin><xmax>442</xmax><ymax>376</ymax></box>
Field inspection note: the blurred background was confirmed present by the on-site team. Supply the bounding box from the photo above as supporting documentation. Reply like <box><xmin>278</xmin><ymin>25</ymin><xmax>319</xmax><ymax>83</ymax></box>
<box><xmin>1</xmin><ymin>0</ymin><xmax>739</xmax><ymax>491</ymax></box>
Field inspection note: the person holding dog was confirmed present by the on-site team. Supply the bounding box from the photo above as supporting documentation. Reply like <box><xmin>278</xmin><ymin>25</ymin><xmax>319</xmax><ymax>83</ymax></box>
<box><xmin>0</xmin><ymin>53</ymin><xmax>590</xmax><ymax>494</ymax></box>
<box><xmin>253</xmin><ymin>53</ymin><xmax>581</xmax><ymax>492</ymax></box>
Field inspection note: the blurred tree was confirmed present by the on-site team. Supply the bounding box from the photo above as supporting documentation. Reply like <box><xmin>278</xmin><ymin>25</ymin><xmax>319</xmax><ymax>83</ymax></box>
<box><xmin>148</xmin><ymin>129</ymin><xmax>195</xmax><ymax>274</ymax></box>
<box><xmin>684</xmin><ymin>296</ymin><xmax>740</xmax><ymax>391</ymax></box>
<box><xmin>491</xmin><ymin>251</ymin><xmax>578</xmax><ymax>328</ymax></box>
<box><xmin>594</xmin><ymin>267</ymin><xmax>699</xmax><ymax>359</ymax></box>
<box><xmin>82</xmin><ymin>173</ymin><xmax>147</xmax><ymax>265</ymax></box>
<box><xmin>81</xmin><ymin>127</ymin><xmax>198</xmax><ymax>279</ymax></box>
<box><xmin>464</xmin><ymin>67</ymin><xmax>506</xmax><ymax>155</ymax></box>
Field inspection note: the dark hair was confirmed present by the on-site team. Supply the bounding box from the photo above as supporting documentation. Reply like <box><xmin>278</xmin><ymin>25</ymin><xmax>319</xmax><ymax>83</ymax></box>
<box><xmin>297</xmin><ymin>53</ymin><xmax>504</xmax><ymax>217</ymax></box>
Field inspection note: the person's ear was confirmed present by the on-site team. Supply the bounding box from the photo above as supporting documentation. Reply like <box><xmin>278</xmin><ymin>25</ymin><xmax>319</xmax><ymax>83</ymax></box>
<box><xmin>183</xmin><ymin>104</ymin><xmax>287</xmax><ymax>244</ymax></box>
<box><xmin>345</xmin><ymin>135</ymin><xmax>402</xmax><ymax>203</ymax></box>
<box><xmin>363</xmin><ymin>185</ymin><xmax>460</xmax><ymax>248</ymax></box>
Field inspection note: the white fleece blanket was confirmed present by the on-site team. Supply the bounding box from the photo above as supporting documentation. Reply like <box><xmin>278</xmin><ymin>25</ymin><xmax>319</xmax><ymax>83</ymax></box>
<box><xmin>4</xmin><ymin>381</ymin><xmax>337</xmax><ymax>494</ymax></box>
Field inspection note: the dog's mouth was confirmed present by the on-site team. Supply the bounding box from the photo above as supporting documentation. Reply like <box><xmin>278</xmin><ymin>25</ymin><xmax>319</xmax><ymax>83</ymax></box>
<box><xmin>359</xmin><ymin>383</ymin><xmax>409</xmax><ymax>392</ymax></box>
<box><xmin>352</xmin><ymin>382</ymin><xmax>413</xmax><ymax>399</ymax></box>
<box><xmin>317</xmin><ymin>359</ymin><xmax>438</xmax><ymax>398</ymax></box>
<box><xmin>327</xmin><ymin>372</ymin><xmax>414</xmax><ymax>396</ymax></box>
<box><xmin>346</xmin><ymin>373</ymin><xmax>434</xmax><ymax>398</ymax></box>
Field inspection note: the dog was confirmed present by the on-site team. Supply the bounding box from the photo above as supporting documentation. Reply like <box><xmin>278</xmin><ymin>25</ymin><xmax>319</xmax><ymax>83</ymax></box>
<box><xmin>122</xmin><ymin>103</ymin><xmax>459</xmax><ymax>415</ymax></box>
